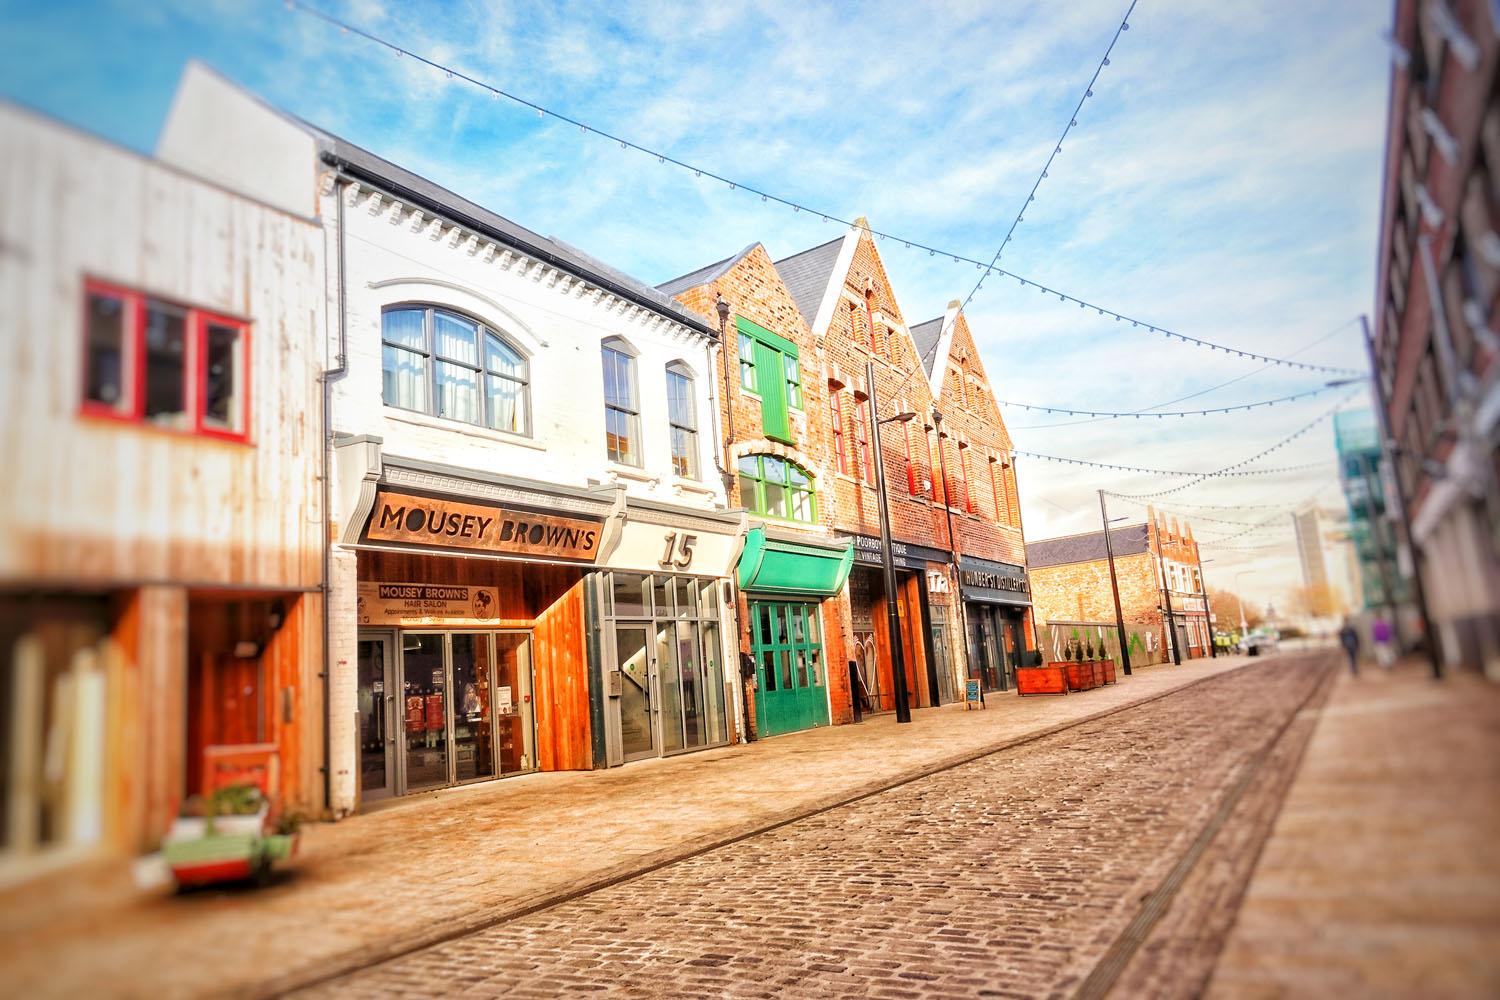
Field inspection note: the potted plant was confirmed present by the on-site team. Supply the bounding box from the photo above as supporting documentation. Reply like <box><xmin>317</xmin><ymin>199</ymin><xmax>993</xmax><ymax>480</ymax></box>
<box><xmin>1066</xmin><ymin>641</ymin><xmax>1091</xmax><ymax>692</ymax></box>
<box><xmin>1021</xmin><ymin>644</ymin><xmax>1067</xmax><ymax>696</ymax></box>
<box><xmin>163</xmin><ymin>783</ymin><xmax>299</xmax><ymax>888</ymax></box>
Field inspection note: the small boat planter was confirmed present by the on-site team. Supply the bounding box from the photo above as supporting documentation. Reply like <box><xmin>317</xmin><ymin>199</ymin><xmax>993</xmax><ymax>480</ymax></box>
<box><xmin>163</xmin><ymin>784</ymin><xmax>299</xmax><ymax>888</ymax></box>
<box><xmin>1017</xmin><ymin>663</ymin><xmax>1069</xmax><ymax>696</ymax></box>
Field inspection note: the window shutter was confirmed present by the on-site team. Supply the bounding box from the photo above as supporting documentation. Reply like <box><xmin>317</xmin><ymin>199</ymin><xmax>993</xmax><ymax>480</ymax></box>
<box><xmin>754</xmin><ymin>340</ymin><xmax>793</xmax><ymax>443</ymax></box>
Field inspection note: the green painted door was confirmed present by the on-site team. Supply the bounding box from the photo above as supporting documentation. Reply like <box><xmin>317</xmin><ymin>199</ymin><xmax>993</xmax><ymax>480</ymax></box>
<box><xmin>749</xmin><ymin>600</ymin><xmax>827</xmax><ymax>737</ymax></box>
<box><xmin>752</xmin><ymin>340</ymin><xmax>792</xmax><ymax>443</ymax></box>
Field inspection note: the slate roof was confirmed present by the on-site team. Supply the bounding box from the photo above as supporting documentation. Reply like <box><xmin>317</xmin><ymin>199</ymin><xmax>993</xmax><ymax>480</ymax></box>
<box><xmin>772</xmin><ymin>237</ymin><xmax>844</xmax><ymax>327</ymax></box>
<box><xmin>1026</xmin><ymin>524</ymin><xmax>1150</xmax><ymax>569</ymax></box>
<box><xmin>656</xmin><ymin>243</ymin><xmax>759</xmax><ymax>297</ymax></box>
<box><xmin>910</xmin><ymin>316</ymin><xmax>945</xmax><ymax>376</ymax></box>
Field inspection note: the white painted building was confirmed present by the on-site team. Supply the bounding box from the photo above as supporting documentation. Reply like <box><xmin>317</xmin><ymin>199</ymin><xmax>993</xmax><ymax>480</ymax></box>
<box><xmin>157</xmin><ymin>63</ymin><xmax>746</xmax><ymax>817</ymax></box>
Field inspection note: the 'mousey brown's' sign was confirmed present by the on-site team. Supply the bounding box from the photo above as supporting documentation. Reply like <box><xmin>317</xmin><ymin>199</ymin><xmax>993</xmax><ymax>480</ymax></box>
<box><xmin>365</xmin><ymin>490</ymin><xmax>603</xmax><ymax>562</ymax></box>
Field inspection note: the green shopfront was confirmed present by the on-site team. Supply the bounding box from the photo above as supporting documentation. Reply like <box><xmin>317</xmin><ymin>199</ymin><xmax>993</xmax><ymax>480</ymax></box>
<box><xmin>736</xmin><ymin>526</ymin><xmax>854</xmax><ymax>738</ymax></box>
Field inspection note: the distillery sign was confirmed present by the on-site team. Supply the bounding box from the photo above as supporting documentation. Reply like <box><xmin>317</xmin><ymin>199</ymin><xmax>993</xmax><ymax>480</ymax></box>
<box><xmin>958</xmin><ymin>556</ymin><xmax>1031</xmax><ymax>606</ymax></box>
<box><xmin>364</xmin><ymin>490</ymin><xmax>604</xmax><ymax>562</ymax></box>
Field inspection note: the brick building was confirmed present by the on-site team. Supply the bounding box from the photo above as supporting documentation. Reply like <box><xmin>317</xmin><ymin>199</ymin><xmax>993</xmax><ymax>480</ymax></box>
<box><xmin>661</xmin><ymin>243</ymin><xmax>856</xmax><ymax>738</ymax></box>
<box><xmin>773</xmin><ymin>221</ymin><xmax>968</xmax><ymax>713</ymax></box>
<box><xmin>1373</xmin><ymin>0</ymin><xmax>1500</xmax><ymax>674</ymax></box>
<box><xmin>1028</xmin><ymin>508</ymin><xmax>1211</xmax><ymax>664</ymax></box>
<box><xmin>912</xmin><ymin>302</ymin><xmax>1037</xmax><ymax>694</ymax></box>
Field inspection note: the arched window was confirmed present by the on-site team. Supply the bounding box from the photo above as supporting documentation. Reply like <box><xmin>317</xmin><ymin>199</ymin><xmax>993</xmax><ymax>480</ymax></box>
<box><xmin>666</xmin><ymin>361</ymin><xmax>698</xmax><ymax>479</ymax></box>
<box><xmin>601</xmin><ymin>337</ymin><xmax>641</xmax><ymax>466</ymax></box>
<box><xmin>737</xmin><ymin>455</ymin><xmax>816</xmax><ymax>522</ymax></box>
<box><xmin>381</xmin><ymin>305</ymin><xmax>530</xmax><ymax>435</ymax></box>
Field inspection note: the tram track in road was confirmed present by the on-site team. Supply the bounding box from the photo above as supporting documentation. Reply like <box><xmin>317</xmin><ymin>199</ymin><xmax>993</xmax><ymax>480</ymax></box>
<box><xmin>285</xmin><ymin>653</ymin><xmax>1338</xmax><ymax>1000</ymax></box>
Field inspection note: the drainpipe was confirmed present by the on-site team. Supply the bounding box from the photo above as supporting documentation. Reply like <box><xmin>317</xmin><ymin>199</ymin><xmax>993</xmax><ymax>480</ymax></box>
<box><xmin>714</xmin><ymin>294</ymin><xmax>753</xmax><ymax>743</ymax></box>
<box><xmin>317</xmin><ymin>177</ymin><xmax>352</xmax><ymax>816</ymax></box>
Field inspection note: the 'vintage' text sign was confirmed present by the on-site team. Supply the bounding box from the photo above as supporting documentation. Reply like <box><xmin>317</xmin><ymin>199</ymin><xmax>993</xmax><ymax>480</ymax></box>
<box><xmin>365</xmin><ymin>490</ymin><xmax>603</xmax><ymax>562</ymax></box>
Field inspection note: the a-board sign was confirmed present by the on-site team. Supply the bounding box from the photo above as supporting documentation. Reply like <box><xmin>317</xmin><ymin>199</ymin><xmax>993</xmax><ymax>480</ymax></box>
<box><xmin>965</xmin><ymin>679</ymin><xmax>983</xmax><ymax>707</ymax></box>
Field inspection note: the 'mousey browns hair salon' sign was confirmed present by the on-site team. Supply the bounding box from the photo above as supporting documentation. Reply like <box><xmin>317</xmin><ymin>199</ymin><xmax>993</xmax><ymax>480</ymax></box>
<box><xmin>364</xmin><ymin>490</ymin><xmax>604</xmax><ymax>563</ymax></box>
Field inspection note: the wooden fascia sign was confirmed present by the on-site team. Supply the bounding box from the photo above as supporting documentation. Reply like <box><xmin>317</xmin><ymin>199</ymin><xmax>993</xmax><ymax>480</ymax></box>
<box><xmin>365</xmin><ymin>489</ymin><xmax>604</xmax><ymax>563</ymax></box>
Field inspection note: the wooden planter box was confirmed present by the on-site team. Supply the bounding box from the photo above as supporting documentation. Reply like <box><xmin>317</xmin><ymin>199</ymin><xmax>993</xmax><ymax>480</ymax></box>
<box><xmin>1092</xmin><ymin>660</ymin><xmax>1106</xmax><ymax>687</ymax></box>
<box><xmin>1102</xmin><ymin>659</ymin><xmax>1117</xmax><ymax>684</ymax></box>
<box><xmin>1018</xmin><ymin>665</ymin><xmax>1068</xmax><ymax>696</ymax></box>
<box><xmin>1066</xmin><ymin>662</ymin><xmax>1096</xmax><ymax>692</ymax></box>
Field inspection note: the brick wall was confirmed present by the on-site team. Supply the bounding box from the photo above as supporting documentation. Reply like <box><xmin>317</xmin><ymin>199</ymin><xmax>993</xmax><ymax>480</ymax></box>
<box><xmin>1031</xmin><ymin>552</ymin><xmax>1161</xmax><ymax>631</ymax></box>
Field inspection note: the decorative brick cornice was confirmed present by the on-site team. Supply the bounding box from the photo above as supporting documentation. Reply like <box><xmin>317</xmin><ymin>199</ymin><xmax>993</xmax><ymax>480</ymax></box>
<box><xmin>334</xmin><ymin>183</ymin><xmax>703</xmax><ymax>343</ymax></box>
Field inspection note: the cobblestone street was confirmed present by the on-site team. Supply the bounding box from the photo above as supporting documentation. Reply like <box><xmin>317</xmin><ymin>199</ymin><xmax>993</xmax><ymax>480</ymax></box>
<box><xmin>296</xmin><ymin>655</ymin><xmax>1334</xmax><ymax>1000</ymax></box>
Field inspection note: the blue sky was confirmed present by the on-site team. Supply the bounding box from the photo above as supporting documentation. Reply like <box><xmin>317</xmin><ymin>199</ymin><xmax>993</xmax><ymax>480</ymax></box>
<box><xmin>0</xmin><ymin>0</ymin><xmax>1394</xmax><ymax>609</ymax></box>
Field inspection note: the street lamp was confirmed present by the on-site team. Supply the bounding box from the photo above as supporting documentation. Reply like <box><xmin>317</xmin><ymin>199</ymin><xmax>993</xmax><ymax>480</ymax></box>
<box><xmin>1153</xmin><ymin>517</ymin><xmax>1182</xmax><ymax>666</ymax></box>
<box><xmin>866</xmin><ymin>360</ymin><xmax>915</xmax><ymax>724</ymax></box>
<box><xmin>1198</xmin><ymin>557</ymin><xmax>1217</xmax><ymax>659</ymax></box>
<box><xmin>1234</xmin><ymin>570</ymin><xmax>1256</xmax><ymax>636</ymax></box>
<box><xmin>1097</xmin><ymin>492</ymin><xmax>1132</xmax><ymax>676</ymax></box>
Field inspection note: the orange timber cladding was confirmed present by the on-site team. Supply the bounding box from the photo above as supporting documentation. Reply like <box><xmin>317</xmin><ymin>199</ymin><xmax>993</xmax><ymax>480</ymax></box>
<box><xmin>664</xmin><ymin>221</ymin><xmax>1036</xmax><ymax>732</ymax></box>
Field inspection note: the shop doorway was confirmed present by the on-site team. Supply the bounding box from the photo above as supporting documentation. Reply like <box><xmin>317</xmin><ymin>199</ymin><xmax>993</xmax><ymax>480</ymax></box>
<box><xmin>603</xmin><ymin>573</ymin><xmax>728</xmax><ymax>765</ymax></box>
<box><xmin>748</xmin><ymin>600</ymin><xmax>827</xmax><ymax>737</ymax></box>
<box><xmin>966</xmin><ymin>604</ymin><xmax>1003</xmax><ymax>692</ymax></box>
<box><xmin>929</xmin><ymin>611</ymin><xmax>956</xmax><ymax>705</ymax></box>
<box><xmin>356</xmin><ymin>629</ymin><xmax>535</xmax><ymax>802</ymax></box>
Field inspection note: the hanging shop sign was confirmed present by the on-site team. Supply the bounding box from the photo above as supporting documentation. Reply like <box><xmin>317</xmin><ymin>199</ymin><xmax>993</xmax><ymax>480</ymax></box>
<box><xmin>1180</xmin><ymin>596</ymin><xmax>1207</xmax><ymax>613</ymax></box>
<box><xmin>958</xmin><ymin>556</ymin><xmax>1031</xmax><ymax>606</ymax></box>
<box><xmin>357</xmin><ymin>582</ymin><xmax>502</xmax><ymax>627</ymax></box>
<box><xmin>845</xmin><ymin>534</ymin><xmax>952</xmax><ymax>571</ymax></box>
<box><xmin>363</xmin><ymin>489</ymin><xmax>604</xmax><ymax>563</ymax></box>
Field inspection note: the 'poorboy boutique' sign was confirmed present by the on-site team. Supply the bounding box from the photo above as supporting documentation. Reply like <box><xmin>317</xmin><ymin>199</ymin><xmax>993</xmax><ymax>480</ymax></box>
<box><xmin>363</xmin><ymin>489</ymin><xmax>604</xmax><ymax>563</ymax></box>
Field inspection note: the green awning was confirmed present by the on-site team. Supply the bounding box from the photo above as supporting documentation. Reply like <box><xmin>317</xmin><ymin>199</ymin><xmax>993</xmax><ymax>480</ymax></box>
<box><xmin>737</xmin><ymin>526</ymin><xmax>854</xmax><ymax>597</ymax></box>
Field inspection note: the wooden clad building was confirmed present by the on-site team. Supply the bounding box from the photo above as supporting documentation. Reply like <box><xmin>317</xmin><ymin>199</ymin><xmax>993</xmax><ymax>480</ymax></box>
<box><xmin>0</xmin><ymin>101</ymin><xmax>326</xmax><ymax>871</ymax></box>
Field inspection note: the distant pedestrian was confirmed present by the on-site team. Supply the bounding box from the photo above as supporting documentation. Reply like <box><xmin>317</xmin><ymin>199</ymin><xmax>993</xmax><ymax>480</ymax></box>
<box><xmin>1338</xmin><ymin>620</ymin><xmax>1360</xmax><ymax>676</ymax></box>
<box><xmin>1372</xmin><ymin>616</ymin><xmax>1396</xmax><ymax>670</ymax></box>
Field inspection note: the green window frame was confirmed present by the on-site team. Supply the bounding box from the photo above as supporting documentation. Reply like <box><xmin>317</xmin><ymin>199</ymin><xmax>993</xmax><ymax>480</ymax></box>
<box><xmin>737</xmin><ymin>454</ymin><xmax>816</xmax><ymax>523</ymax></box>
<box><xmin>738</xmin><ymin>331</ymin><xmax>757</xmax><ymax>393</ymax></box>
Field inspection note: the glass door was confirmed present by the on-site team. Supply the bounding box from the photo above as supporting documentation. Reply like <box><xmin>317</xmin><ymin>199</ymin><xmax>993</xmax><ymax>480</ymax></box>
<box><xmin>493</xmin><ymin>632</ymin><xmax>535</xmax><ymax>774</ymax></box>
<box><xmin>356</xmin><ymin>634</ymin><xmax>396</xmax><ymax>801</ymax></box>
<box><xmin>400</xmin><ymin>634</ymin><xmax>448</xmax><ymax>792</ymax></box>
<box><xmin>616</xmin><ymin>624</ymin><xmax>656</xmax><ymax>761</ymax></box>
<box><xmin>449</xmin><ymin>633</ymin><xmax>495</xmax><ymax>783</ymax></box>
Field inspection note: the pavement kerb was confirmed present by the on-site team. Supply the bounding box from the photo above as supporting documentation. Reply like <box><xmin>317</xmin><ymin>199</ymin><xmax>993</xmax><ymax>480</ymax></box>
<box><xmin>251</xmin><ymin>655</ymin><xmax>1272</xmax><ymax>1000</ymax></box>
<box><xmin>1076</xmin><ymin>656</ymin><xmax>1339</xmax><ymax>1000</ymax></box>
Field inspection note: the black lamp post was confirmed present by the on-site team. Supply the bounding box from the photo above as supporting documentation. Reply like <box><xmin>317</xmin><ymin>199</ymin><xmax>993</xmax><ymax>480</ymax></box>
<box><xmin>866</xmin><ymin>359</ymin><xmax>917</xmax><ymax>724</ymax></box>
<box><xmin>1097</xmin><ymin>491</ymin><xmax>1132</xmax><ymax>676</ymax></box>
<box><xmin>1153</xmin><ymin>515</ymin><xmax>1182</xmax><ymax>665</ymax></box>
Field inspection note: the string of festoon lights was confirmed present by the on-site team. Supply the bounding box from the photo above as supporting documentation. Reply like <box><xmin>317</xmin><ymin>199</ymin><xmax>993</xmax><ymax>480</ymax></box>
<box><xmin>280</xmin><ymin>0</ymin><xmax>1360</xmax><ymax>378</ymax></box>
<box><xmin>998</xmin><ymin>378</ymin><xmax>1359</xmax><ymax>421</ymax></box>
<box><xmin>1016</xmin><ymin>453</ymin><xmax>1326</xmax><ymax>478</ymax></box>
<box><xmin>1109</xmin><ymin>390</ymin><xmax>1362</xmax><ymax>500</ymax></box>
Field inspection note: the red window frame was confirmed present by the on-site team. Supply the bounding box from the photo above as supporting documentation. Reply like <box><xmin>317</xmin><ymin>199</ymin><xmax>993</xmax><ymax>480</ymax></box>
<box><xmin>80</xmin><ymin>279</ymin><xmax>251</xmax><ymax>443</ymax></box>
<box><xmin>902</xmin><ymin>418</ymin><xmax>917</xmax><ymax>495</ymax></box>
<box><xmin>990</xmin><ymin>457</ymin><xmax>1005</xmax><ymax>523</ymax></box>
<box><xmin>959</xmin><ymin>444</ymin><xmax>974</xmax><ymax>513</ymax></box>
<box><xmin>855</xmin><ymin>404</ymin><xmax>873</xmax><ymax>483</ymax></box>
<box><xmin>830</xmin><ymin>388</ymin><xmax>847</xmax><ymax>475</ymax></box>
<box><xmin>926</xmin><ymin>429</ymin><xmax>942</xmax><ymax>504</ymax></box>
